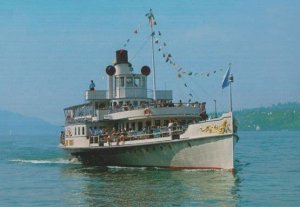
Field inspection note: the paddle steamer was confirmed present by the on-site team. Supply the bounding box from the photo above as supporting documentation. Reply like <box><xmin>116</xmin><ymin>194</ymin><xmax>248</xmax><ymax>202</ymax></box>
<box><xmin>59</xmin><ymin>11</ymin><xmax>238</xmax><ymax>170</ymax></box>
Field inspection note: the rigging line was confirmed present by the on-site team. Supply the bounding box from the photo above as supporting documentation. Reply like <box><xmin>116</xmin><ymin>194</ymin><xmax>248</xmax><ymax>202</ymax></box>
<box><xmin>180</xmin><ymin>76</ymin><xmax>200</xmax><ymax>101</ymax></box>
<box><xmin>152</xmin><ymin>27</ymin><xmax>226</xmax><ymax>78</ymax></box>
<box><xmin>119</xmin><ymin>21</ymin><xmax>148</xmax><ymax>49</ymax></box>
<box><xmin>129</xmin><ymin>35</ymin><xmax>151</xmax><ymax>62</ymax></box>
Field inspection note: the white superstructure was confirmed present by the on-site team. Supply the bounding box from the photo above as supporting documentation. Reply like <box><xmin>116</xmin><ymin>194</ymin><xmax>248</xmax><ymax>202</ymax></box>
<box><xmin>60</xmin><ymin>49</ymin><xmax>238</xmax><ymax>170</ymax></box>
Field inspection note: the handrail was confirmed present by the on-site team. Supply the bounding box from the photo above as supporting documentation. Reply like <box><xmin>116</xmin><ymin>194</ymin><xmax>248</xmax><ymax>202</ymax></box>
<box><xmin>88</xmin><ymin>127</ymin><xmax>186</xmax><ymax>146</ymax></box>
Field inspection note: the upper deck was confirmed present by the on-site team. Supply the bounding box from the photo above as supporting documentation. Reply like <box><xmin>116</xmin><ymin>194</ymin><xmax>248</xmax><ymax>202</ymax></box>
<box><xmin>63</xmin><ymin>49</ymin><xmax>206</xmax><ymax>125</ymax></box>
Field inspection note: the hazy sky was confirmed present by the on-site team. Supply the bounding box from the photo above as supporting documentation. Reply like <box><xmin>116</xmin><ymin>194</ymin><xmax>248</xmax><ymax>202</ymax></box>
<box><xmin>1</xmin><ymin>0</ymin><xmax>299</xmax><ymax>125</ymax></box>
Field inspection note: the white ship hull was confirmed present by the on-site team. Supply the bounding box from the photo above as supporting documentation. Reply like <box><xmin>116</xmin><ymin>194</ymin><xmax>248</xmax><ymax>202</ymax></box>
<box><xmin>67</xmin><ymin>134</ymin><xmax>237</xmax><ymax>170</ymax></box>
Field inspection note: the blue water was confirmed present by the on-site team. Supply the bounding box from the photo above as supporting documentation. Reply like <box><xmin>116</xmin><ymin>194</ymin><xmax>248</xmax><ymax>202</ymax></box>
<box><xmin>0</xmin><ymin>131</ymin><xmax>299</xmax><ymax>206</ymax></box>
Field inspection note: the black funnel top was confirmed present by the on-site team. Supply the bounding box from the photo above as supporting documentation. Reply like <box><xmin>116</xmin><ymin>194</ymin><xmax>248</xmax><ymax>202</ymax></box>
<box><xmin>116</xmin><ymin>50</ymin><xmax>128</xmax><ymax>64</ymax></box>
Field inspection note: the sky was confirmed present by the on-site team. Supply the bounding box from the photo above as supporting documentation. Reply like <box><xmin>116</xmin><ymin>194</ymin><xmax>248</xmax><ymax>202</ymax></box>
<box><xmin>1</xmin><ymin>0</ymin><xmax>300</xmax><ymax>125</ymax></box>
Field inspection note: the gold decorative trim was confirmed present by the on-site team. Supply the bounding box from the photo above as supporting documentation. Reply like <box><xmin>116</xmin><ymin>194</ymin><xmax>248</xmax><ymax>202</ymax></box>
<box><xmin>200</xmin><ymin>120</ymin><xmax>231</xmax><ymax>134</ymax></box>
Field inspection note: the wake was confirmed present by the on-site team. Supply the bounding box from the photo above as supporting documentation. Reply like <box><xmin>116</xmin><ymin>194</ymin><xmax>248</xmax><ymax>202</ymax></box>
<box><xmin>10</xmin><ymin>157</ymin><xmax>81</xmax><ymax>165</ymax></box>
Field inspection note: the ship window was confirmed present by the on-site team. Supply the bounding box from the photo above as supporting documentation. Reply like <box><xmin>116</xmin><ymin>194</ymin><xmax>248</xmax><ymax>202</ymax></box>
<box><xmin>82</xmin><ymin>127</ymin><xmax>85</xmax><ymax>135</ymax></box>
<box><xmin>120</xmin><ymin>77</ymin><xmax>124</xmax><ymax>87</ymax></box>
<box><xmin>155</xmin><ymin>120</ymin><xmax>161</xmax><ymax>127</ymax></box>
<box><xmin>115</xmin><ymin>77</ymin><xmax>119</xmax><ymax>87</ymax></box>
<box><xmin>134</xmin><ymin>77</ymin><xmax>140</xmax><ymax>87</ymax></box>
<box><xmin>75</xmin><ymin>127</ymin><xmax>77</xmax><ymax>135</ymax></box>
<box><xmin>99</xmin><ymin>102</ymin><xmax>106</xmax><ymax>109</ymax></box>
<box><xmin>163</xmin><ymin>120</ymin><xmax>168</xmax><ymax>126</ymax></box>
<box><xmin>141</xmin><ymin>77</ymin><xmax>146</xmax><ymax>88</ymax></box>
<box><xmin>78</xmin><ymin>127</ymin><xmax>81</xmax><ymax>135</ymax></box>
<box><xmin>138</xmin><ymin>122</ymin><xmax>143</xmax><ymax>131</ymax></box>
<box><xmin>126</xmin><ymin>77</ymin><xmax>133</xmax><ymax>87</ymax></box>
<box><xmin>146</xmin><ymin>121</ymin><xmax>151</xmax><ymax>127</ymax></box>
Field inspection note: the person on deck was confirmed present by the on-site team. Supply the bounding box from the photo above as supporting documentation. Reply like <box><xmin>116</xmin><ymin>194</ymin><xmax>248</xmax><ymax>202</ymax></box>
<box><xmin>200</xmin><ymin>102</ymin><xmax>208</xmax><ymax>120</ymax></box>
<box><xmin>89</xmin><ymin>80</ymin><xmax>95</xmax><ymax>91</ymax></box>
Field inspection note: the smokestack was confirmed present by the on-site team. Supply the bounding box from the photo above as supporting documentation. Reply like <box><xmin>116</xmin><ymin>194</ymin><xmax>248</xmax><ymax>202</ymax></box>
<box><xmin>115</xmin><ymin>50</ymin><xmax>128</xmax><ymax>64</ymax></box>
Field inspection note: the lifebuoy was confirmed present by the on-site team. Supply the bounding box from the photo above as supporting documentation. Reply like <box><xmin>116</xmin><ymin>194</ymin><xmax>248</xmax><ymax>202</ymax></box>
<box><xmin>144</xmin><ymin>108</ymin><xmax>151</xmax><ymax>116</ymax></box>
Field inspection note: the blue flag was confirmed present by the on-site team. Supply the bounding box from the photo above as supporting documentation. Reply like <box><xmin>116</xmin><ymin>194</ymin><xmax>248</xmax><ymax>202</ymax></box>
<box><xmin>222</xmin><ymin>68</ymin><xmax>230</xmax><ymax>89</ymax></box>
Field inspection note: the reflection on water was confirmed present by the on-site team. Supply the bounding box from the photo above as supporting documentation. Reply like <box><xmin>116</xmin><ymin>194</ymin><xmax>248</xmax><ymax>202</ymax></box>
<box><xmin>62</xmin><ymin>165</ymin><xmax>241</xmax><ymax>206</ymax></box>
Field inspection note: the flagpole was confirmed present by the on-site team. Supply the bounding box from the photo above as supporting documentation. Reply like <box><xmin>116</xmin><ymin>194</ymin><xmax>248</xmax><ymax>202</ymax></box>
<box><xmin>229</xmin><ymin>78</ymin><xmax>232</xmax><ymax>112</ymax></box>
<box><xmin>147</xmin><ymin>9</ymin><xmax>157</xmax><ymax>101</ymax></box>
<box><xmin>229</xmin><ymin>73</ymin><xmax>234</xmax><ymax>112</ymax></box>
<box><xmin>151</xmin><ymin>26</ymin><xmax>157</xmax><ymax>101</ymax></box>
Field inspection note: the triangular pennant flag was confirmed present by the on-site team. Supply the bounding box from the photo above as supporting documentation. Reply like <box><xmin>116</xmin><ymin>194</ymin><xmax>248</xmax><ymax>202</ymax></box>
<box><xmin>222</xmin><ymin>67</ymin><xmax>231</xmax><ymax>89</ymax></box>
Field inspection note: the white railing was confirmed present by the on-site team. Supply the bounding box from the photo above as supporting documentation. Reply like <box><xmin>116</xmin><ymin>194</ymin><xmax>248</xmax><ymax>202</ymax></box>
<box><xmin>88</xmin><ymin>126</ymin><xmax>186</xmax><ymax>147</ymax></box>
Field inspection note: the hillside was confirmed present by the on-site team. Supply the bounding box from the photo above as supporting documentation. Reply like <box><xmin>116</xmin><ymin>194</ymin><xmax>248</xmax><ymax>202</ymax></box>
<box><xmin>0</xmin><ymin>110</ymin><xmax>59</xmax><ymax>135</ymax></box>
<box><xmin>234</xmin><ymin>102</ymin><xmax>300</xmax><ymax>131</ymax></box>
<box><xmin>1</xmin><ymin>102</ymin><xmax>299</xmax><ymax>135</ymax></box>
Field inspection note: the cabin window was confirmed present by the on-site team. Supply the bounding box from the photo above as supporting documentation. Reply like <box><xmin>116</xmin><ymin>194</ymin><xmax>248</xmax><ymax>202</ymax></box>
<box><xmin>98</xmin><ymin>102</ymin><xmax>106</xmax><ymax>109</ymax></box>
<box><xmin>146</xmin><ymin>121</ymin><xmax>151</xmax><ymax>127</ymax></box>
<box><xmin>155</xmin><ymin>120</ymin><xmax>161</xmax><ymax>127</ymax></box>
<box><xmin>138</xmin><ymin>122</ymin><xmax>143</xmax><ymax>131</ymax></box>
<box><xmin>134</xmin><ymin>77</ymin><xmax>140</xmax><ymax>87</ymax></box>
<box><xmin>82</xmin><ymin>127</ymin><xmax>85</xmax><ymax>135</ymax></box>
<box><xmin>115</xmin><ymin>77</ymin><xmax>119</xmax><ymax>87</ymax></box>
<box><xmin>141</xmin><ymin>77</ymin><xmax>146</xmax><ymax>88</ymax></box>
<box><xmin>120</xmin><ymin>77</ymin><xmax>124</xmax><ymax>87</ymax></box>
<box><xmin>130</xmin><ymin>122</ymin><xmax>135</xmax><ymax>131</ymax></box>
<box><xmin>126</xmin><ymin>77</ymin><xmax>133</xmax><ymax>87</ymax></box>
<box><xmin>78</xmin><ymin>127</ymin><xmax>81</xmax><ymax>135</ymax></box>
<box><xmin>163</xmin><ymin>120</ymin><xmax>168</xmax><ymax>126</ymax></box>
<box><xmin>75</xmin><ymin>127</ymin><xmax>77</xmax><ymax>135</ymax></box>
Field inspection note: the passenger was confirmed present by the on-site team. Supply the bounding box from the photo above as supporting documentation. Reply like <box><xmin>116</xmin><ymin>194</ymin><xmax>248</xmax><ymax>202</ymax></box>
<box><xmin>168</xmin><ymin>120</ymin><xmax>174</xmax><ymax>135</ymax></box>
<box><xmin>186</xmin><ymin>100</ymin><xmax>191</xmax><ymax>107</ymax></box>
<box><xmin>168</xmin><ymin>100</ymin><xmax>174</xmax><ymax>107</ymax></box>
<box><xmin>178</xmin><ymin>100</ymin><xmax>183</xmax><ymax>107</ymax></box>
<box><xmin>89</xmin><ymin>127</ymin><xmax>94</xmax><ymax>135</ymax></box>
<box><xmin>89</xmin><ymin>80</ymin><xmax>95</xmax><ymax>91</ymax></box>
<box><xmin>106</xmin><ymin>135</ymin><xmax>112</xmax><ymax>146</ymax></box>
<box><xmin>120</xmin><ymin>133</ymin><xmax>125</xmax><ymax>144</ymax></box>
<box><xmin>200</xmin><ymin>102</ymin><xmax>208</xmax><ymax>120</ymax></box>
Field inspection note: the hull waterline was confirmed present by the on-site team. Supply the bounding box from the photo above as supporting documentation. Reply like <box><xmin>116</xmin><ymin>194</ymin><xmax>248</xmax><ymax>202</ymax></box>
<box><xmin>64</xmin><ymin>134</ymin><xmax>238</xmax><ymax>170</ymax></box>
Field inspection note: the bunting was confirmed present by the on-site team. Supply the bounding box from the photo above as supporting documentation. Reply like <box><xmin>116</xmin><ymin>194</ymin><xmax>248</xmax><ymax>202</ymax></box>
<box><xmin>118</xmin><ymin>9</ymin><xmax>229</xmax><ymax>99</ymax></box>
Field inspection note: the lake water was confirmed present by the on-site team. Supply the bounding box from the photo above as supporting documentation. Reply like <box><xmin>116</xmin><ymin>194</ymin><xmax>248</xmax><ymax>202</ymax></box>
<box><xmin>0</xmin><ymin>131</ymin><xmax>299</xmax><ymax>206</ymax></box>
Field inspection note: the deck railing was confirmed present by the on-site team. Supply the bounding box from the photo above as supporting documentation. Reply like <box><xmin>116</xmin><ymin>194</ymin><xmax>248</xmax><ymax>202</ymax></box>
<box><xmin>88</xmin><ymin>126</ymin><xmax>186</xmax><ymax>147</ymax></box>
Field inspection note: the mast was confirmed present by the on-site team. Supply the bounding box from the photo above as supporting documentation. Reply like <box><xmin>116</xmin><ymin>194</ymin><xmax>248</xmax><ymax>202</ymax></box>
<box><xmin>147</xmin><ymin>9</ymin><xmax>157</xmax><ymax>100</ymax></box>
<box><xmin>151</xmin><ymin>26</ymin><xmax>157</xmax><ymax>100</ymax></box>
<box><xmin>229</xmin><ymin>74</ymin><xmax>233</xmax><ymax>112</ymax></box>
